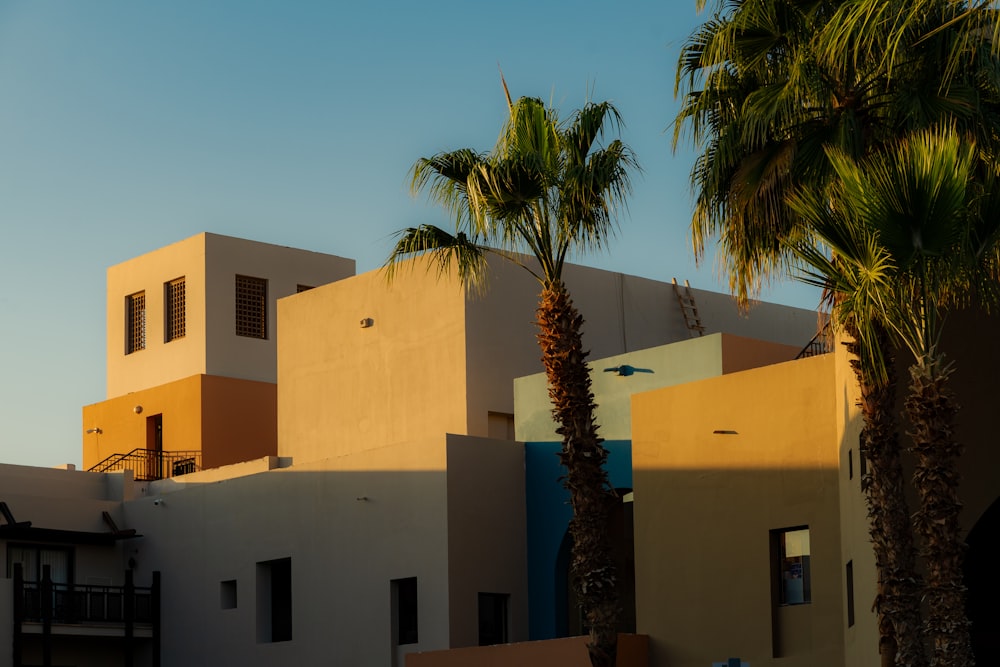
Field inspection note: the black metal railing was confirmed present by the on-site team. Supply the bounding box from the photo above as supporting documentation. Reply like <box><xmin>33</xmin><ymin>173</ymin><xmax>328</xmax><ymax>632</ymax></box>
<box><xmin>795</xmin><ymin>322</ymin><xmax>833</xmax><ymax>359</ymax></box>
<box><xmin>88</xmin><ymin>449</ymin><xmax>201</xmax><ymax>481</ymax></box>
<box><xmin>18</xmin><ymin>581</ymin><xmax>154</xmax><ymax>625</ymax></box>
<box><xmin>13</xmin><ymin>565</ymin><xmax>161</xmax><ymax>667</ymax></box>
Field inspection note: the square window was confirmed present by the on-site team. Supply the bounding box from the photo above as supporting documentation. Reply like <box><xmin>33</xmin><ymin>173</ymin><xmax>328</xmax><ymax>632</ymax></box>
<box><xmin>772</xmin><ymin>527</ymin><xmax>811</xmax><ymax>605</ymax></box>
<box><xmin>235</xmin><ymin>275</ymin><xmax>267</xmax><ymax>339</ymax></box>
<box><xmin>126</xmin><ymin>291</ymin><xmax>146</xmax><ymax>354</ymax></box>
<box><xmin>165</xmin><ymin>277</ymin><xmax>186</xmax><ymax>342</ymax></box>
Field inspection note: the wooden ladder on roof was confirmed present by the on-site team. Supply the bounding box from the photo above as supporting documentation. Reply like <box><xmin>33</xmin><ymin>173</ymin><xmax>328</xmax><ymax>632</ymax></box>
<box><xmin>672</xmin><ymin>278</ymin><xmax>705</xmax><ymax>337</ymax></box>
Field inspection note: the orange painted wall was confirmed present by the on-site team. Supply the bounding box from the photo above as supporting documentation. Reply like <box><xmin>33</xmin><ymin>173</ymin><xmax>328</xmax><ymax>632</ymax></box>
<box><xmin>406</xmin><ymin>634</ymin><xmax>648</xmax><ymax>667</ymax></box>
<box><xmin>200</xmin><ymin>374</ymin><xmax>276</xmax><ymax>468</ymax></box>
<box><xmin>82</xmin><ymin>374</ymin><xmax>276</xmax><ymax>471</ymax></box>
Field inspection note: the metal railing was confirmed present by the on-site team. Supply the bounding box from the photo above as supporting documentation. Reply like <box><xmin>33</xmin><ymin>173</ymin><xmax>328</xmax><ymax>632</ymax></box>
<box><xmin>18</xmin><ymin>581</ymin><xmax>154</xmax><ymax>625</ymax></box>
<box><xmin>795</xmin><ymin>322</ymin><xmax>833</xmax><ymax>359</ymax></box>
<box><xmin>88</xmin><ymin>449</ymin><xmax>201</xmax><ymax>481</ymax></box>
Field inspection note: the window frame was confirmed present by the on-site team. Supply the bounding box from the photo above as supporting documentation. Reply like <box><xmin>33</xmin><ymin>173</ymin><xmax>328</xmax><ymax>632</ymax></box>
<box><xmin>235</xmin><ymin>275</ymin><xmax>268</xmax><ymax>339</ymax></box>
<box><xmin>165</xmin><ymin>277</ymin><xmax>186</xmax><ymax>342</ymax></box>
<box><xmin>125</xmin><ymin>291</ymin><xmax>146</xmax><ymax>354</ymax></box>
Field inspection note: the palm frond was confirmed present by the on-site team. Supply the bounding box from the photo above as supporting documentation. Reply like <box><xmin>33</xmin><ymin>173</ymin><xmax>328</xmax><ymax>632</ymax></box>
<box><xmin>383</xmin><ymin>224</ymin><xmax>491</xmax><ymax>291</ymax></box>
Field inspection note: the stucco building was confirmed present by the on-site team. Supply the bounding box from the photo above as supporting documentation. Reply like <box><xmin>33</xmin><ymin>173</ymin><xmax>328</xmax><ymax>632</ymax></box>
<box><xmin>3</xmin><ymin>233</ymin><xmax>996</xmax><ymax>667</ymax></box>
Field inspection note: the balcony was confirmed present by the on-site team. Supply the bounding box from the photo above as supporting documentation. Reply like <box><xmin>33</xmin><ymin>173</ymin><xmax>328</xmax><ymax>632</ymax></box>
<box><xmin>12</xmin><ymin>566</ymin><xmax>161</xmax><ymax>667</ymax></box>
<box><xmin>87</xmin><ymin>448</ymin><xmax>202</xmax><ymax>481</ymax></box>
<box><xmin>13</xmin><ymin>567</ymin><xmax>159</xmax><ymax>634</ymax></box>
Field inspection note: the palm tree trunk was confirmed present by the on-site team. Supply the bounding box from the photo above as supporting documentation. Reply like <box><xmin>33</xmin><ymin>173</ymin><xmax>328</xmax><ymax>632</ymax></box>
<box><xmin>906</xmin><ymin>364</ymin><xmax>974</xmax><ymax>667</ymax></box>
<box><xmin>536</xmin><ymin>281</ymin><xmax>619</xmax><ymax>667</ymax></box>
<box><xmin>845</xmin><ymin>324</ymin><xmax>927</xmax><ymax>667</ymax></box>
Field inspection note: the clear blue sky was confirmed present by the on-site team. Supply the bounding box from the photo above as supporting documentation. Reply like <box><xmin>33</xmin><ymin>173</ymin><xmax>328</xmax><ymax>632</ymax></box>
<box><xmin>0</xmin><ymin>1</ymin><xmax>820</xmax><ymax>467</ymax></box>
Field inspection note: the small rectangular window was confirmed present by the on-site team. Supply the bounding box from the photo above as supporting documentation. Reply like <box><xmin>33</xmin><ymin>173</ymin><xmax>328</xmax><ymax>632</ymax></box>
<box><xmin>848</xmin><ymin>449</ymin><xmax>854</xmax><ymax>479</ymax></box>
<box><xmin>220</xmin><ymin>579</ymin><xmax>237</xmax><ymax>610</ymax></box>
<box><xmin>256</xmin><ymin>558</ymin><xmax>291</xmax><ymax>642</ymax></box>
<box><xmin>126</xmin><ymin>291</ymin><xmax>146</xmax><ymax>354</ymax></box>
<box><xmin>235</xmin><ymin>275</ymin><xmax>267</xmax><ymax>339</ymax></box>
<box><xmin>478</xmin><ymin>592</ymin><xmax>510</xmax><ymax>646</ymax></box>
<box><xmin>772</xmin><ymin>527</ymin><xmax>811</xmax><ymax>605</ymax></box>
<box><xmin>165</xmin><ymin>277</ymin><xmax>186</xmax><ymax>342</ymax></box>
<box><xmin>392</xmin><ymin>577</ymin><xmax>418</xmax><ymax>645</ymax></box>
<box><xmin>846</xmin><ymin>560</ymin><xmax>855</xmax><ymax>627</ymax></box>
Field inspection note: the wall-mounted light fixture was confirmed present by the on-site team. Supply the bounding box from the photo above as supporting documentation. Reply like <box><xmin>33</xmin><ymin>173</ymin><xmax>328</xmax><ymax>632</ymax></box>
<box><xmin>603</xmin><ymin>364</ymin><xmax>653</xmax><ymax>377</ymax></box>
<box><xmin>133</xmin><ymin>405</ymin><xmax>143</xmax><ymax>414</ymax></box>
<box><xmin>360</xmin><ymin>318</ymin><xmax>374</xmax><ymax>328</ymax></box>
<box><xmin>85</xmin><ymin>427</ymin><xmax>103</xmax><ymax>435</ymax></box>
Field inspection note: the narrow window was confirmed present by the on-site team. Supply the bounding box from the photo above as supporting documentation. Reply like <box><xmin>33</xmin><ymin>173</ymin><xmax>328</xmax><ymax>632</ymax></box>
<box><xmin>478</xmin><ymin>592</ymin><xmax>510</xmax><ymax>645</ymax></box>
<box><xmin>392</xmin><ymin>577</ymin><xmax>418</xmax><ymax>645</ymax></box>
<box><xmin>846</xmin><ymin>560</ymin><xmax>855</xmax><ymax>627</ymax></box>
<box><xmin>235</xmin><ymin>275</ymin><xmax>267</xmax><ymax>339</ymax></box>
<box><xmin>126</xmin><ymin>291</ymin><xmax>146</xmax><ymax>354</ymax></box>
<box><xmin>220</xmin><ymin>579</ymin><xmax>237</xmax><ymax>610</ymax></box>
<box><xmin>256</xmin><ymin>558</ymin><xmax>292</xmax><ymax>642</ymax></box>
<box><xmin>848</xmin><ymin>449</ymin><xmax>854</xmax><ymax>479</ymax></box>
<box><xmin>772</xmin><ymin>527</ymin><xmax>811</xmax><ymax>605</ymax></box>
<box><xmin>165</xmin><ymin>277</ymin><xmax>186</xmax><ymax>342</ymax></box>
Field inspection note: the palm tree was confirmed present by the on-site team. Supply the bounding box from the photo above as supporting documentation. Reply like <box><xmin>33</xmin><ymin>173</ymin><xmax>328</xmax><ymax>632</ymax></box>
<box><xmin>676</xmin><ymin>2</ymin><xmax>1000</xmax><ymax>663</ymax></box>
<box><xmin>790</xmin><ymin>127</ymin><xmax>1000</xmax><ymax>667</ymax></box>
<box><xmin>384</xmin><ymin>86</ymin><xmax>637</xmax><ymax>667</ymax></box>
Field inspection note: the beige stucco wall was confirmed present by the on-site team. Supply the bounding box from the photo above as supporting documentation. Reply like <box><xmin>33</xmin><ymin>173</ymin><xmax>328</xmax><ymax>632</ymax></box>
<box><xmin>277</xmin><ymin>260</ymin><xmax>471</xmax><ymax>462</ymax></box>
<box><xmin>0</xmin><ymin>464</ymin><xmax>136</xmax><ymax>629</ymax></box>
<box><xmin>120</xmin><ymin>436</ymin><xmax>455</xmax><ymax>666</ymax></box>
<box><xmin>106</xmin><ymin>233</ymin><xmax>354</xmax><ymax>398</ymax></box>
<box><xmin>445</xmin><ymin>435</ymin><xmax>528</xmax><ymax>647</ymax></box>
<box><xmin>632</xmin><ymin>354</ymin><xmax>844</xmax><ymax>667</ymax></box>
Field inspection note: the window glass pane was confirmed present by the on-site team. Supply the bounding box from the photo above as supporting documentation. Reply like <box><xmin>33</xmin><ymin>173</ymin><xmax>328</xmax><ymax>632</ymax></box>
<box><xmin>778</xmin><ymin>528</ymin><xmax>811</xmax><ymax>605</ymax></box>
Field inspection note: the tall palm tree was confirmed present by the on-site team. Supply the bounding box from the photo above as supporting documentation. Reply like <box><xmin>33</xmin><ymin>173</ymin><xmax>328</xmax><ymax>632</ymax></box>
<box><xmin>676</xmin><ymin>2</ymin><xmax>1000</xmax><ymax>663</ymax></box>
<box><xmin>791</xmin><ymin>127</ymin><xmax>1000</xmax><ymax>667</ymax></box>
<box><xmin>384</xmin><ymin>87</ymin><xmax>637</xmax><ymax>667</ymax></box>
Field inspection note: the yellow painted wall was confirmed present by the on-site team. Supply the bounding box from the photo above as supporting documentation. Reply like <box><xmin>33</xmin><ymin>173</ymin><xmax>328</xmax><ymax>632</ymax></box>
<box><xmin>632</xmin><ymin>354</ymin><xmax>844</xmax><ymax>667</ymax></box>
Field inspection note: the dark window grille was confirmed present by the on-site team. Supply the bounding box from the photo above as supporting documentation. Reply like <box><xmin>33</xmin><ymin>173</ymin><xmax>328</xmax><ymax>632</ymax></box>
<box><xmin>165</xmin><ymin>277</ymin><xmax>186</xmax><ymax>341</ymax></box>
<box><xmin>235</xmin><ymin>275</ymin><xmax>267</xmax><ymax>338</ymax></box>
<box><xmin>126</xmin><ymin>292</ymin><xmax>146</xmax><ymax>354</ymax></box>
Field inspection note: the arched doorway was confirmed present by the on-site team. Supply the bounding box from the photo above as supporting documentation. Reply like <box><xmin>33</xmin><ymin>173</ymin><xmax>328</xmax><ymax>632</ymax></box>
<box><xmin>965</xmin><ymin>495</ymin><xmax>1000</xmax><ymax>663</ymax></box>
<box><xmin>554</xmin><ymin>488</ymin><xmax>636</xmax><ymax>637</ymax></box>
